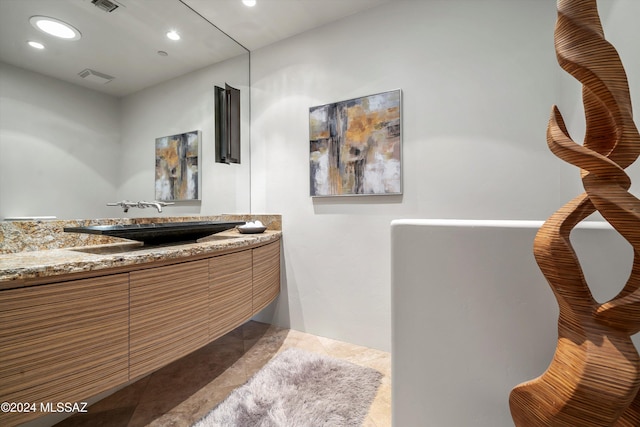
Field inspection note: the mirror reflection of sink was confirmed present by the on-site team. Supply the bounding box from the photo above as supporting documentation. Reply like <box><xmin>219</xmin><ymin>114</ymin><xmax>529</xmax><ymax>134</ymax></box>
<box><xmin>64</xmin><ymin>221</ymin><xmax>246</xmax><ymax>245</ymax></box>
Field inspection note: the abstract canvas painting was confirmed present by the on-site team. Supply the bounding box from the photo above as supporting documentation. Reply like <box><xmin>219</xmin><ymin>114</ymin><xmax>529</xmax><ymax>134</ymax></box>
<box><xmin>309</xmin><ymin>90</ymin><xmax>401</xmax><ymax>196</ymax></box>
<box><xmin>155</xmin><ymin>130</ymin><xmax>200</xmax><ymax>201</ymax></box>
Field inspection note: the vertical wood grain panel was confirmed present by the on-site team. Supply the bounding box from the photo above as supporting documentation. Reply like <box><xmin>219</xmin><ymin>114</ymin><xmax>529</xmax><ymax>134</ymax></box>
<box><xmin>252</xmin><ymin>241</ymin><xmax>281</xmax><ymax>314</ymax></box>
<box><xmin>209</xmin><ymin>251</ymin><xmax>253</xmax><ymax>341</ymax></box>
<box><xmin>0</xmin><ymin>275</ymin><xmax>129</xmax><ymax>427</ymax></box>
<box><xmin>129</xmin><ymin>260</ymin><xmax>209</xmax><ymax>379</ymax></box>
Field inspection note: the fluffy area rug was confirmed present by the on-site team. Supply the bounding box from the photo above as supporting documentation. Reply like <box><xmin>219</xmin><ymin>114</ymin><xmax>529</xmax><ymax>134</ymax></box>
<box><xmin>192</xmin><ymin>347</ymin><xmax>383</xmax><ymax>427</ymax></box>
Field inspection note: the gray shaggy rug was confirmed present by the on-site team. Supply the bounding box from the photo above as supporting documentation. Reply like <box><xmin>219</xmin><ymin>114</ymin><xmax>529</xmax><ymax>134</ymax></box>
<box><xmin>192</xmin><ymin>347</ymin><xmax>383</xmax><ymax>427</ymax></box>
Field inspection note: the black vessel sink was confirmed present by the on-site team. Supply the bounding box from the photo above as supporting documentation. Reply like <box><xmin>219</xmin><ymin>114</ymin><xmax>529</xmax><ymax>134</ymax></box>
<box><xmin>64</xmin><ymin>221</ymin><xmax>246</xmax><ymax>245</ymax></box>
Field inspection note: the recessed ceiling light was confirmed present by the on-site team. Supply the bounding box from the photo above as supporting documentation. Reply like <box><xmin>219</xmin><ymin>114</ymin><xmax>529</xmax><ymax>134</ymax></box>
<box><xmin>29</xmin><ymin>16</ymin><xmax>81</xmax><ymax>40</ymax></box>
<box><xmin>166</xmin><ymin>30</ymin><xmax>180</xmax><ymax>41</ymax></box>
<box><xmin>28</xmin><ymin>41</ymin><xmax>45</xmax><ymax>49</ymax></box>
<box><xmin>242</xmin><ymin>0</ymin><xmax>256</xmax><ymax>7</ymax></box>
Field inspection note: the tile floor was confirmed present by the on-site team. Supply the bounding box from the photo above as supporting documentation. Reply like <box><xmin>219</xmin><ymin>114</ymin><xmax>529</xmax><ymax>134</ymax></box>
<box><xmin>55</xmin><ymin>321</ymin><xmax>391</xmax><ymax>427</ymax></box>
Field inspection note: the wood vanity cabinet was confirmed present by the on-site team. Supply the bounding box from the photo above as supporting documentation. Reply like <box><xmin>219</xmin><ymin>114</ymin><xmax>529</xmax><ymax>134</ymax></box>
<box><xmin>209</xmin><ymin>250</ymin><xmax>253</xmax><ymax>341</ymax></box>
<box><xmin>208</xmin><ymin>240</ymin><xmax>281</xmax><ymax>340</ymax></box>
<box><xmin>0</xmin><ymin>274</ymin><xmax>129</xmax><ymax>426</ymax></box>
<box><xmin>129</xmin><ymin>241</ymin><xmax>282</xmax><ymax>378</ymax></box>
<box><xmin>0</xmin><ymin>237</ymin><xmax>280</xmax><ymax>426</ymax></box>
<box><xmin>252</xmin><ymin>240</ymin><xmax>281</xmax><ymax>314</ymax></box>
<box><xmin>129</xmin><ymin>259</ymin><xmax>209</xmax><ymax>379</ymax></box>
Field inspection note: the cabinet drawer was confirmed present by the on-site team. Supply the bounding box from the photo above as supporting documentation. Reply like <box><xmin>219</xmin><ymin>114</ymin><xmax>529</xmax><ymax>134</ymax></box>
<box><xmin>252</xmin><ymin>241</ymin><xmax>281</xmax><ymax>314</ymax></box>
<box><xmin>0</xmin><ymin>274</ymin><xmax>129</xmax><ymax>426</ymax></box>
<box><xmin>209</xmin><ymin>250</ymin><xmax>253</xmax><ymax>341</ymax></box>
<box><xmin>129</xmin><ymin>260</ymin><xmax>209</xmax><ymax>379</ymax></box>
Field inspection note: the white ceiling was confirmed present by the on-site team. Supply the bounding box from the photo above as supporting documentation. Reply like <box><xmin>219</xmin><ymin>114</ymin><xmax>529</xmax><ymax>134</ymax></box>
<box><xmin>0</xmin><ymin>0</ymin><xmax>391</xmax><ymax>97</ymax></box>
<box><xmin>183</xmin><ymin>0</ymin><xmax>392</xmax><ymax>51</ymax></box>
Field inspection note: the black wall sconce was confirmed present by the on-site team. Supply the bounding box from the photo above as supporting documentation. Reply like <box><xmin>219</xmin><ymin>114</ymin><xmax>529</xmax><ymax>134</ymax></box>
<box><xmin>214</xmin><ymin>83</ymin><xmax>241</xmax><ymax>164</ymax></box>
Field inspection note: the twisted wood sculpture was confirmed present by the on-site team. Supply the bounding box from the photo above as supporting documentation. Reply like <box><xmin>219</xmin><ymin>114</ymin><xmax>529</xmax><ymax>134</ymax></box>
<box><xmin>509</xmin><ymin>0</ymin><xmax>640</xmax><ymax>425</ymax></box>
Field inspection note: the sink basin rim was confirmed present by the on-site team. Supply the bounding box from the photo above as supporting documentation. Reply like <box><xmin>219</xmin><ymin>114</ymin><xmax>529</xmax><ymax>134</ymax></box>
<box><xmin>63</xmin><ymin>221</ymin><xmax>247</xmax><ymax>245</ymax></box>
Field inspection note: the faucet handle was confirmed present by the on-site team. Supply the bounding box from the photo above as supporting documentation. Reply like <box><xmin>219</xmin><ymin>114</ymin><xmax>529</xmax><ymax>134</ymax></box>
<box><xmin>107</xmin><ymin>200</ymin><xmax>136</xmax><ymax>213</ymax></box>
<box><xmin>107</xmin><ymin>200</ymin><xmax>135</xmax><ymax>207</ymax></box>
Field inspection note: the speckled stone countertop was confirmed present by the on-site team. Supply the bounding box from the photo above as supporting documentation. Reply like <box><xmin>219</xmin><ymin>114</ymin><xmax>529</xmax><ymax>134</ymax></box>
<box><xmin>0</xmin><ymin>215</ymin><xmax>281</xmax><ymax>289</ymax></box>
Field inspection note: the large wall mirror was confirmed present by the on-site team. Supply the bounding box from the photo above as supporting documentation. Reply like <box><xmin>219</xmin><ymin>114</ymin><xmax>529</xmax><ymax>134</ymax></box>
<box><xmin>0</xmin><ymin>0</ymin><xmax>250</xmax><ymax>220</ymax></box>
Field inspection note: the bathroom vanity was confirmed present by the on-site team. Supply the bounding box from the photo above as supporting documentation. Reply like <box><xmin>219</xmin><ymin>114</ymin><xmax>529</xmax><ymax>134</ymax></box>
<box><xmin>0</xmin><ymin>215</ymin><xmax>281</xmax><ymax>426</ymax></box>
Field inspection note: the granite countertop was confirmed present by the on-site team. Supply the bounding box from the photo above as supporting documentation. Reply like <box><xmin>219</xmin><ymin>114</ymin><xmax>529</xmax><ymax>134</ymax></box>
<box><xmin>0</xmin><ymin>214</ymin><xmax>282</xmax><ymax>289</ymax></box>
<box><xmin>0</xmin><ymin>229</ymin><xmax>281</xmax><ymax>289</ymax></box>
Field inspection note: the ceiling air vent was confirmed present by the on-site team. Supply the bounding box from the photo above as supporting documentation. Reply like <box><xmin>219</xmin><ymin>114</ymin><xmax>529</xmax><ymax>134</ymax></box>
<box><xmin>91</xmin><ymin>0</ymin><xmax>120</xmax><ymax>13</ymax></box>
<box><xmin>78</xmin><ymin>68</ymin><xmax>114</xmax><ymax>84</ymax></box>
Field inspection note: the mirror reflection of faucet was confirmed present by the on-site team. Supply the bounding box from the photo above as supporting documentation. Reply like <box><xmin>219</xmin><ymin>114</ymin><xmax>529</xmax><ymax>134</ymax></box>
<box><xmin>107</xmin><ymin>200</ymin><xmax>174</xmax><ymax>213</ymax></box>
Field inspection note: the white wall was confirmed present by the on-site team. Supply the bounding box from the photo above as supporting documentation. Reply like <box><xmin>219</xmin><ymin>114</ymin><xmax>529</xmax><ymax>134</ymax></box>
<box><xmin>251</xmin><ymin>0</ymin><xmax>640</xmax><ymax>352</ymax></box>
<box><xmin>251</xmin><ymin>0</ymin><xmax>555</xmax><ymax>351</ymax></box>
<box><xmin>119</xmin><ymin>54</ymin><xmax>251</xmax><ymax>217</ymax></box>
<box><xmin>0</xmin><ymin>62</ymin><xmax>120</xmax><ymax>219</ymax></box>
<box><xmin>391</xmin><ymin>221</ymin><xmax>635</xmax><ymax>426</ymax></box>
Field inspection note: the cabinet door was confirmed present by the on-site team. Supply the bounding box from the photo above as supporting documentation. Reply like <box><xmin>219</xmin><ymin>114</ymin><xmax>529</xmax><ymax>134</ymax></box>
<box><xmin>129</xmin><ymin>260</ymin><xmax>209</xmax><ymax>379</ymax></box>
<box><xmin>209</xmin><ymin>250</ymin><xmax>253</xmax><ymax>341</ymax></box>
<box><xmin>252</xmin><ymin>241</ymin><xmax>281</xmax><ymax>314</ymax></box>
<box><xmin>0</xmin><ymin>274</ymin><xmax>129</xmax><ymax>426</ymax></box>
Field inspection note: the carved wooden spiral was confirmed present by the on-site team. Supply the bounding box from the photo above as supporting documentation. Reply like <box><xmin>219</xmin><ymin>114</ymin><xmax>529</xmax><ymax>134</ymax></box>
<box><xmin>509</xmin><ymin>0</ymin><xmax>640</xmax><ymax>425</ymax></box>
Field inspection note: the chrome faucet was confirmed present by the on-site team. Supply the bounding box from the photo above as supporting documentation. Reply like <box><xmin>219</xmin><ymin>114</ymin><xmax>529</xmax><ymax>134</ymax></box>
<box><xmin>107</xmin><ymin>200</ymin><xmax>137</xmax><ymax>213</ymax></box>
<box><xmin>136</xmin><ymin>200</ymin><xmax>173</xmax><ymax>213</ymax></box>
<box><xmin>107</xmin><ymin>200</ymin><xmax>174</xmax><ymax>213</ymax></box>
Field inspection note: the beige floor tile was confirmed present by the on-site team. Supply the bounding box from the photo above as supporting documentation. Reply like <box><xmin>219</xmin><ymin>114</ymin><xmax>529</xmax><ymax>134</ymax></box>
<box><xmin>55</xmin><ymin>321</ymin><xmax>391</xmax><ymax>427</ymax></box>
<box><xmin>279</xmin><ymin>329</ymin><xmax>331</xmax><ymax>355</ymax></box>
<box><xmin>362</xmin><ymin>415</ymin><xmax>379</xmax><ymax>427</ymax></box>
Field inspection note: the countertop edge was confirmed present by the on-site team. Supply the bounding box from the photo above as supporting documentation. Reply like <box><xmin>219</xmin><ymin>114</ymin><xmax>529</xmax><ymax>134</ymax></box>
<box><xmin>0</xmin><ymin>231</ymin><xmax>281</xmax><ymax>290</ymax></box>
